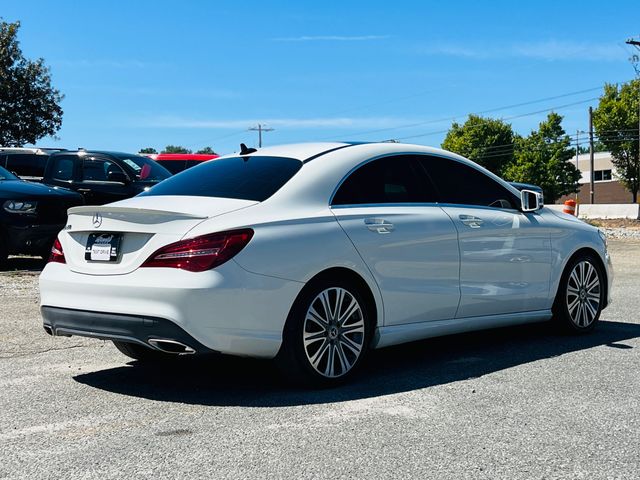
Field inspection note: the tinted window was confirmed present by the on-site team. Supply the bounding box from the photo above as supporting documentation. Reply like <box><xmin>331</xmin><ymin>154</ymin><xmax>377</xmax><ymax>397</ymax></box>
<box><xmin>157</xmin><ymin>160</ymin><xmax>186</xmax><ymax>175</ymax></box>
<box><xmin>4</xmin><ymin>153</ymin><xmax>47</xmax><ymax>177</ymax></box>
<box><xmin>51</xmin><ymin>156</ymin><xmax>75</xmax><ymax>181</ymax></box>
<box><xmin>419</xmin><ymin>156</ymin><xmax>517</xmax><ymax>209</ymax></box>
<box><xmin>332</xmin><ymin>155</ymin><xmax>437</xmax><ymax>205</ymax></box>
<box><xmin>113</xmin><ymin>154</ymin><xmax>171</xmax><ymax>182</ymax></box>
<box><xmin>82</xmin><ymin>157</ymin><xmax>125</xmax><ymax>181</ymax></box>
<box><xmin>140</xmin><ymin>156</ymin><xmax>303</xmax><ymax>201</ymax></box>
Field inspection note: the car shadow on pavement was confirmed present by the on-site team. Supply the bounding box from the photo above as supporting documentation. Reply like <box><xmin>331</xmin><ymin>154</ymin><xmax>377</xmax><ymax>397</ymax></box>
<box><xmin>74</xmin><ymin>319</ymin><xmax>640</xmax><ymax>407</ymax></box>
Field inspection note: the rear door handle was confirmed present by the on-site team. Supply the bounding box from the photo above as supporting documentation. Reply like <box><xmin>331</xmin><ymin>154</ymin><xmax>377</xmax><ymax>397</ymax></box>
<box><xmin>364</xmin><ymin>218</ymin><xmax>395</xmax><ymax>234</ymax></box>
<box><xmin>459</xmin><ymin>214</ymin><xmax>484</xmax><ymax>228</ymax></box>
<box><xmin>77</xmin><ymin>188</ymin><xmax>91</xmax><ymax>193</ymax></box>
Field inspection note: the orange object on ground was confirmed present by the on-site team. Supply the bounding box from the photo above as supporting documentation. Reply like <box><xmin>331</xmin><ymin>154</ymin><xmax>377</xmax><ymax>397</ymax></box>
<box><xmin>563</xmin><ymin>199</ymin><xmax>577</xmax><ymax>216</ymax></box>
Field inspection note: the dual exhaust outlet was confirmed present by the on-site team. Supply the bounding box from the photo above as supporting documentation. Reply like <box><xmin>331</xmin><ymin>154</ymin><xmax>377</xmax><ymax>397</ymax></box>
<box><xmin>43</xmin><ymin>325</ymin><xmax>195</xmax><ymax>355</ymax></box>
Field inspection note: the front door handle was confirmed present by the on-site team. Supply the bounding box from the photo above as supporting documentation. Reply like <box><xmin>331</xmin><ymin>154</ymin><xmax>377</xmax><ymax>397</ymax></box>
<box><xmin>459</xmin><ymin>214</ymin><xmax>484</xmax><ymax>228</ymax></box>
<box><xmin>364</xmin><ymin>218</ymin><xmax>395</xmax><ymax>234</ymax></box>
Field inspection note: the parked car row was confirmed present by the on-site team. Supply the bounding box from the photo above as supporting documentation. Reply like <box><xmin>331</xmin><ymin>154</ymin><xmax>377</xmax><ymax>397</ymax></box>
<box><xmin>0</xmin><ymin>147</ymin><xmax>215</xmax><ymax>263</ymax></box>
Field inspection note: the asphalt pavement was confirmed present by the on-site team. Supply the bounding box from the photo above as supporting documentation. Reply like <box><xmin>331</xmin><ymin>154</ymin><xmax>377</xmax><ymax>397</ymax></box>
<box><xmin>1</xmin><ymin>240</ymin><xmax>639</xmax><ymax>479</ymax></box>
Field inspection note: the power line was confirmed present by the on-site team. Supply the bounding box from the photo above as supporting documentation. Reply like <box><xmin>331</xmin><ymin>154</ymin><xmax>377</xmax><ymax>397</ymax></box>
<box><xmin>316</xmin><ymin>85</ymin><xmax>610</xmax><ymax>141</ymax></box>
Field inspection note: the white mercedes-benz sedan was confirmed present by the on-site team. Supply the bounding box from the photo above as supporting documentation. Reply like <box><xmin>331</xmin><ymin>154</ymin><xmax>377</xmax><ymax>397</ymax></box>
<box><xmin>40</xmin><ymin>142</ymin><xmax>612</xmax><ymax>386</ymax></box>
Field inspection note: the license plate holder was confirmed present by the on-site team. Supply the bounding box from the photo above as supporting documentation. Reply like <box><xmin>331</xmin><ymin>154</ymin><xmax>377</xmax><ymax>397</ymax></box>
<box><xmin>85</xmin><ymin>233</ymin><xmax>122</xmax><ymax>262</ymax></box>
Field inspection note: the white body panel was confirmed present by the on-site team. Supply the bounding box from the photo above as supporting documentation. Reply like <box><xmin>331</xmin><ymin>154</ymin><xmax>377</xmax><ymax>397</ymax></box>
<box><xmin>332</xmin><ymin>205</ymin><xmax>460</xmax><ymax>324</ymax></box>
<box><xmin>39</xmin><ymin>142</ymin><xmax>612</xmax><ymax>359</ymax></box>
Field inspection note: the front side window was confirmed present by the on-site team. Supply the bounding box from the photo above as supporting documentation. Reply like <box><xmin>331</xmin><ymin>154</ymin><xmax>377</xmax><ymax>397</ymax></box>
<box><xmin>419</xmin><ymin>156</ymin><xmax>517</xmax><ymax>209</ymax></box>
<box><xmin>82</xmin><ymin>157</ymin><xmax>125</xmax><ymax>182</ymax></box>
<box><xmin>140</xmin><ymin>156</ymin><xmax>303</xmax><ymax>201</ymax></box>
<box><xmin>114</xmin><ymin>154</ymin><xmax>171</xmax><ymax>182</ymax></box>
<box><xmin>332</xmin><ymin>155</ymin><xmax>437</xmax><ymax>205</ymax></box>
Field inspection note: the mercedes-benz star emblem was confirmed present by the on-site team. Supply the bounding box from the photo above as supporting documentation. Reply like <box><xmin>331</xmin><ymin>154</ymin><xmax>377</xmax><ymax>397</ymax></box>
<box><xmin>92</xmin><ymin>212</ymin><xmax>103</xmax><ymax>228</ymax></box>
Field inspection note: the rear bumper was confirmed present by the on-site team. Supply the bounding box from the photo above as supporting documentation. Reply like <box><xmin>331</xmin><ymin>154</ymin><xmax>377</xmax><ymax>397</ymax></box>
<box><xmin>39</xmin><ymin>260</ymin><xmax>304</xmax><ymax>358</ymax></box>
<box><xmin>42</xmin><ymin>306</ymin><xmax>216</xmax><ymax>354</ymax></box>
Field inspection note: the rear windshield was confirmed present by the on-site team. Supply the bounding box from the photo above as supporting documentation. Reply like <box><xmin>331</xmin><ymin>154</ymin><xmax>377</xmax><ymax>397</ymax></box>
<box><xmin>113</xmin><ymin>154</ymin><xmax>171</xmax><ymax>182</ymax></box>
<box><xmin>139</xmin><ymin>156</ymin><xmax>302</xmax><ymax>201</ymax></box>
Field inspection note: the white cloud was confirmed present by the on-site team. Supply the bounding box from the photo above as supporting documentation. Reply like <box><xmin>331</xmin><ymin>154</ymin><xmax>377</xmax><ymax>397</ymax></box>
<box><xmin>137</xmin><ymin>116</ymin><xmax>414</xmax><ymax>129</ymax></box>
<box><xmin>273</xmin><ymin>35</ymin><xmax>390</xmax><ymax>42</ymax></box>
<box><xmin>52</xmin><ymin>59</ymin><xmax>159</xmax><ymax>69</ymax></box>
<box><xmin>418</xmin><ymin>40</ymin><xmax>623</xmax><ymax>62</ymax></box>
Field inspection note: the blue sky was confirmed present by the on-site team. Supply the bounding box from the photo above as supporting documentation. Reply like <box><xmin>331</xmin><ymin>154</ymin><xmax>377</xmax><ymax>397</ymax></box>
<box><xmin>4</xmin><ymin>0</ymin><xmax>640</xmax><ymax>154</ymax></box>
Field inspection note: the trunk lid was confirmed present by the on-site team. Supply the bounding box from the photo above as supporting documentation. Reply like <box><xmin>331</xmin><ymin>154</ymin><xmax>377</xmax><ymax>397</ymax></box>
<box><xmin>61</xmin><ymin>196</ymin><xmax>257</xmax><ymax>275</ymax></box>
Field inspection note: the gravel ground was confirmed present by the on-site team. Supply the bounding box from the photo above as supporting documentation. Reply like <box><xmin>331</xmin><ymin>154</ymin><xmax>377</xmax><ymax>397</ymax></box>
<box><xmin>1</xmin><ymin>241</ymin><xmax>639</xmax><ymax>479</ymax></box>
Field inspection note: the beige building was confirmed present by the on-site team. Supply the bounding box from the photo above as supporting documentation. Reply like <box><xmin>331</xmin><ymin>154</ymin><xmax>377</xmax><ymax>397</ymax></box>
<box><xmin>557</xmin><ymin>152</ymin><xmax>632</xmax><ymax>204</ymax></box>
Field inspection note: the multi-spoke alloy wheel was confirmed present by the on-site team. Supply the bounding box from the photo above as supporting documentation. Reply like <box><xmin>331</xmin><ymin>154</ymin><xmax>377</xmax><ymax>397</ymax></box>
<box><xmin>277</xmin><ymin>278</ymin><xmax>371</xmax><ymax>385</ymax></box>
<box><xmin>303</xmin><ymin>287</ymin><xmax>365</xmax><ymax>378</ymax></box>
<box><xmin>554</xmin><ymin>254</ymin><xmax>604</xmax><ymax>333</ymax></box>
<box><xmin>566</xmin><ymin>260</ymin><xmax>601</xmax><ymax>328</ymax></box>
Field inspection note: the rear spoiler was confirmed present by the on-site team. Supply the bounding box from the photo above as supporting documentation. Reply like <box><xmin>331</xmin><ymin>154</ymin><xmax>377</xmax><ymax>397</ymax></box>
<box><xmin>67</xmin><ymin>205</ymin><xmax>208</xmax><ymax>220</ymax></box>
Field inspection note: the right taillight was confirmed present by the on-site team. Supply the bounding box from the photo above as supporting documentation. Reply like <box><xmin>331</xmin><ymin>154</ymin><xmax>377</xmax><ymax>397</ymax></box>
<box><xmin>141</xmin><ymin>229</ymin><xmax>254</xmax><ymax>272</ymax></box>
<box><xmin>49</xmin><ymin>237</ymin><xmax>66</xmax><ymax>264</ymax></box>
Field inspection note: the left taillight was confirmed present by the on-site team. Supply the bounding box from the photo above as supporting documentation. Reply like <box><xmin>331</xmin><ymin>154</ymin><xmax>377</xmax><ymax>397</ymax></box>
<box><xmin>141</xmin><ymin>229</ymin><xmax>254</xmax><ymax>272</ymax></box>
<box><xmin>49</xmin><ymin>237</ymin><xmax>66</xmax><ymax>264</ymax></box>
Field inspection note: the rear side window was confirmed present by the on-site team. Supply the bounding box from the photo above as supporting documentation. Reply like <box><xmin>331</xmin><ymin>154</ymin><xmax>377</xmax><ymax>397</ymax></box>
<box><xmin>419</xmin><ymin>156</ymin><xmax>517</xmax><ymax>209</ymax></box>
<box><xmin>140</xmin><ymin>156</ymin><xmax>303</xmax><ymax>201</ymax></box>
<box><xmin>332</xmin><ymin>155</ymin><xmax>437</xmax><ymax>205</ymax></box>
<box><xmin>4</xmin><ymin>154</ymin><xmax>47</xmax><ymax>177</ymax></box>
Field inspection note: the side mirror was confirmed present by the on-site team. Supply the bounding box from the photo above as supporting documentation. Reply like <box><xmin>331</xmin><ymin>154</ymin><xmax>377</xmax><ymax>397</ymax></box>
<box><xmin>107</xmin><ymin>171</ymin><xmax>129</xmax><ymax>184</ymax></box>
<box><xmin>520</xmin><ymin>189</ymin><xmax>543</xmax><ymax>212</ymax></box>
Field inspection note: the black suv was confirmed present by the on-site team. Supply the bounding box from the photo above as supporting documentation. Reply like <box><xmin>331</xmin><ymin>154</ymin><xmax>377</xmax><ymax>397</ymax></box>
<box><xmin>44</xmin><ymin>150</ymin><xmax>171</xmax><ymax>205</ymax></box>
<box><xmin>0</xmin><ymin>165</ymin><xmax>83</xmax><ymax>263</ymax></box>
<box><xmin>0</xmin><ymin>147</ymin><xmax>67</xmax><ymax>181</ymax></box>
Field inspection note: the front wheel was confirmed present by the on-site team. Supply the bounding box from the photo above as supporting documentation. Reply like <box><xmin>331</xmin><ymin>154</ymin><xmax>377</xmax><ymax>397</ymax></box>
<box><xmin>277</xmin><ymin>278</ymin><xmax>373</xmax><ymax>387</ymax></box>
<box><xmin>553</xmin><ymin>254</ymin><xmax>605</xmax><ymax>333</ymax></box>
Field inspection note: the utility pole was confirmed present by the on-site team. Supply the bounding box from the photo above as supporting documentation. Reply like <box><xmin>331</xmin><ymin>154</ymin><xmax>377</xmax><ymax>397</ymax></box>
<box><xmin>248</xmin><ymin>124</ymin><xmax>274</xmax><ymax>148</ymax></box>
<box><xmin>589</xmin><ymin>106</ymin><xmax>595</xmax><ymax>204</ymax></box>
<box><xmin>625</xmin><ymin>38</ymin><xmax>640</xmax><ymax>203</ymax></box>
<box><xmin>576</xmin><ymin>130</ymin><xmax>586</xmax><ymax>202</ymax></box>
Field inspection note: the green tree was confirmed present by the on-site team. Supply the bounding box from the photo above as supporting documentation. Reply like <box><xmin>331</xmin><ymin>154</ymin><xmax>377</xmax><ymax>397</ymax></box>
<box><xmin>441</xmin><ymin>114</ymin><xmax>516</xmax><ymax>175</ymax></box>
<box><xmin>503</xmin><ymin>113</ymin><xmax>580</xmax><ymax>204</ymax></box>
<box><xmin>196</xmin><ymin>146</ymin><xmax>217</xmax><ymax>154</ymax></box>
<box><xmin>138</xmin><ymin>147</ymin><xmax>158</xmax><ymax>154</ymax></box>
<box><xmin>0</xmin><ymin>20</ymin><xmax>63</xmax><ymax>146</ymax></box>
<box><xmin>162</xmin><ymin>145</ymin><xmax>192</xmax><ymax>154</ymax></box>
<box><xmin>592</xmin><ymin>80</ymin><xmax>640</xmax><ymax>202</ymax></box>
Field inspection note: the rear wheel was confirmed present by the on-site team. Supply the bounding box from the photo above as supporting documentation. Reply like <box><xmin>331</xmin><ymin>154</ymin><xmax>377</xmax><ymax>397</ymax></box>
<box><xmin>553</xmin><ymin>254</ymin><xmax>605</xmax><ymax>333</ymax></box>
<box><xmin>277</xmin><ymin>277</ymin><xmax>373</xmax><ymax>387</ymax></box>
<box><xmin>112</xmin><ymin>341</ymin><xmax>172</xmax><ymax>362</ymax></box>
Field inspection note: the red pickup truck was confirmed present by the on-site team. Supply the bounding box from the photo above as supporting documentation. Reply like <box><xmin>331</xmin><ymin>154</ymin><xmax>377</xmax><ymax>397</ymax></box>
<box><xmin>145</xmin><ymin>153</ymin><xmax>219</xmax><ymax>175</ymax></box>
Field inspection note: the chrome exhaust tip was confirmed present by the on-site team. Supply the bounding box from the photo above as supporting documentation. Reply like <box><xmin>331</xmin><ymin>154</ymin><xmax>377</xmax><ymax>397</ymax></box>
<box><xmin>148</xmin><ymin>339</ymin><xmax>196</xmax><ymax>355</ymax></box>
<box><xmin>43</xmin><ymin>325</ymin><xmax>53</xmax><ymax>336</ymax></box>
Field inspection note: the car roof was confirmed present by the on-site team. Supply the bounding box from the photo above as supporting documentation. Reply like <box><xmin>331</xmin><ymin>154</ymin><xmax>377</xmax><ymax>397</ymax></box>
<box><xmin>50</xmin><ymin>150</ymin><xmax>146</xmax><ymax>158</ymax></box>
<box><xmin>152</xmin><ymin>154</ymin><xmax>219</xmax><ymax>161</ymax></box>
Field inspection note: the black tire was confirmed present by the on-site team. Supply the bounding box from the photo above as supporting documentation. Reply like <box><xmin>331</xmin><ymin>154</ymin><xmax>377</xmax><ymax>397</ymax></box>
<box><xmin>112</xmin><ymin>340</ymin><xmax>172</xmax><ymax>362</ymax></box>
<box><xmin>276</xmin><ymin>276</ymin><xmax>374</xmax><ymax>387</ymax></box>
<box><xmin>552</xmin><ymin>253</ymin><xmax>605</xmax><ymax>333</ymax></box>
<box><xmin>0</xmin><ymin>233</ymin><xmax>8</xmax><ymax>268</ymax></box>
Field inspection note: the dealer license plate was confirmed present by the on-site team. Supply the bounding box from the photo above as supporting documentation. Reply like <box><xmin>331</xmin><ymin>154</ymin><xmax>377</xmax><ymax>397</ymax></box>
<box><xmin>85</xmin><ymin>233</ymin><xmax>122</xmax><ymax>262</ymax></box>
